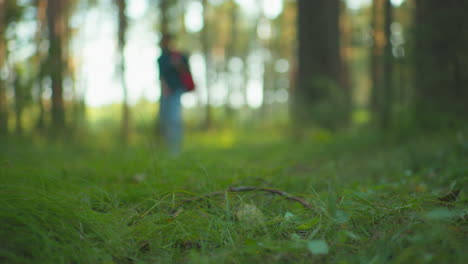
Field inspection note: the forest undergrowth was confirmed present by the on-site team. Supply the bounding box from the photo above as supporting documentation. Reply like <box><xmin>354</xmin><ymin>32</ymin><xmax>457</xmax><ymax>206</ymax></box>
<box><xmin>1</xmin><ymin>127</ymin><xmax>467</xmax><ymax>263</ymax></box>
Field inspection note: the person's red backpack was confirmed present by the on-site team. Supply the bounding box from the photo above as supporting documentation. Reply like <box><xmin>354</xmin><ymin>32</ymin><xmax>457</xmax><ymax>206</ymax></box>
<box><xmin>171</xmin><ymin>51</ymin><xmax>195</xmax><ymax>92</ymax></box>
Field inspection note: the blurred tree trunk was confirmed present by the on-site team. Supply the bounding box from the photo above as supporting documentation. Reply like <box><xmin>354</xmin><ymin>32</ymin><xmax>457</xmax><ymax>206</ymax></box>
<box><xmin>13</xmin><ymin>71</ymin><xmax>24</xmax><ymax>135</ymax></box>
<box><xmin>413</xmin><ymin>0</ymin><xmax>468</xmax><ymax>125</ymax></box>
<box><xmin>0</xmin><ymin>0</ymin><xmax>8</xmax><ymax>135</ymax></box>
<box><xmin>370</xmin><ymin>0</ymin><xmax>393</xmax><ymax>129</ymax></box>
<box><xmin>370</xmin><ymin>0</ymin><xmax>384</xmax><ymax>117</ymax></box>
<box><xmin>157</xmin><ymin>0</ymin><xmax>171</xmax><ymax>137</ymax></box>
<box><xmin>223</xmin><ymin>0</ymin><xmax>238</xmax><ymax>118</ymax></box>
<box><xmin>35</xmin><ymin>0</ymin><xmax>47</xmax><ymax>131</ymax></box>
<box><xmin>116</xmin><ymin>0</ymin><xmax>130</xmax><ymax>141</ymax></box>
<box><xmin>295</xmin><ymin>0</ymin><xmax>345</xmax><ymax>128</ymax></box>
<box><xmin>259</xmin><ymin>17</ymin><xmax>272</xmax><ymax>119</ymax></box>
<box><xmin>241</xmin><ymin>54</ymin><xmax>249</xmax><ymax>111</ymax></box>
<box><xmin>46</xmin><ymin>0</ymin><xmax>67</xmax><ymax>131</ymax></box>
<box><xmin>201</xmin><ymin>0</ymin><xmax>212</xmax><ymax>128</ymax></box>
<box><xmin>339</xmin><ymin>1</ymin><xmax>352</xmax><ymax>122</ymax></box>
<box><xmin>62</xmin><ymin>2</ymin><xmax>78</xmax><ymax>133</ymax></box>
<box><xmin>262</xmin><ymin>41</ymin><xmax>274</xmax><ymax>120</ymax></box>
<box><xmin>246</xmin><ymin>2</ymin><xmax>262</xmax><ymax>119</ymax></box>
<box><xmin>381</xmin><ymin>0</ymin><xmax>393</xmax><ymax>129</ymax></box>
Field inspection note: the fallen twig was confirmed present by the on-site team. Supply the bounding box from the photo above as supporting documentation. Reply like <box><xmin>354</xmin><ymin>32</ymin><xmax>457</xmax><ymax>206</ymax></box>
<box><xmin>178</xmin><ymin>186</ymin><xmax>314</xmax><ymax>210</ymax></box>
<box><xmin>438</xmin><ymin>189</ymin><xmax>460</xmax><ymax>203</ymax></box>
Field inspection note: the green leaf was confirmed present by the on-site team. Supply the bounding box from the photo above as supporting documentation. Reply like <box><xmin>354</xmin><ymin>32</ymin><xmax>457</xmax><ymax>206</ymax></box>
<box><xmin>244</xmin><ymin>239</ymin><xmax>259</xmax><ymax>247</ymax></box>
<box><xmin>334</xmin><ymin>210</ymin><xmax>349</xmax><ymax>224</ymax></box>
<box><xmin>307</xmin><ymin>240</ymin><xmax>329</xmax><ymax>255</ymax></box>
<box><xmin>344</xmin><ymin>231</ymin><xmax>360</xmax><ymax>240</ymax></box>
<box><xmin>296</xmin><ymin>217</ymin><xmax>320</xmax><ymax>230</ymax></box>
<box><xmin>290</xmin><ymin>233</ymin><xmax>302</xmax><ymax>240</ymax></box>
<box><xmin>284</xmin><ymin>212</ymin><xmax>295</xmax><ymax>220</ymax></box>
<box><xmin>425</xmin><ymin>208</ymin><xmax>459</xmax><ymax>220</ymax></box>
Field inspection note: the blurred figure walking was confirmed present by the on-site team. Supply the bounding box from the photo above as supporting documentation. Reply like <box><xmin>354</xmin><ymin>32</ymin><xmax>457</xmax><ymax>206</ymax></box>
<box><xmin>157</xmin><ymin>34</ymin><xmax>193</xmax><ymax>155</ymax></box>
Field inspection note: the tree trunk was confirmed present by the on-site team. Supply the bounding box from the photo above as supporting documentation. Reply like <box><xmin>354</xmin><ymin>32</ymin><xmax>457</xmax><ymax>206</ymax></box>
<box><xmin>295</xmin><ymin>0</ymin><xmax>344</xmax><ymax>128</ymax></box>
<box><xmin>35</xmin><ymin>0</ymin><xmax>47</xmax><ymax>131</ymax></box>
<box><xmin>223</xmin><ymin>0</ymin><xmax>238</xmax><ymax>118</ymax></box>
<box><xmin>116</xmin><ymin>0</ymin><xmax>130</xmax><ymax>141</ymax></box>
<box><xmin>201</xmin><ymin>0</ymin><xmax>212</xmax><ymax>128</ymax></box>
<box><xmin>370</xmin><ymin>0</ymin><xmax>383</xmax><ymax>115</ymax></box>
<box><xmin>46</xmin><ymin>0</ymin><xmax>66</xmax><ymax>131</ymax></box>
<box><xmin>13</xmin><ymin>73</ymin><xmax>23</xmax><ymax>135</ymax></box>
<box><xmin>381</xmin><ymin>0</ymin><xmax>393</xmax><ymax>129</ymax></box>
<box><xmin>413</xmin><ymin>0</ymin><xmax>468</xmax><ymax>125</ymax></box>
<box><xmin>0</xmin><ymin>0</ymin><xmax>8</xmax><ymax>135</ymax></box>
<box><xmin>339</xmin><ymin>1</ymin><xmax>352</xmax><ymax>124</ymax></box>
<box><xmin>370</xmin><ymin>0</ymin><xmax>384</xmax><ymax>124</ymax></box>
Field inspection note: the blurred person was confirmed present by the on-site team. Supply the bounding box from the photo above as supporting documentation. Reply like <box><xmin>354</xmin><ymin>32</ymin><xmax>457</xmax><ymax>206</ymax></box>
<box><xmin>157</xmin><ymin>34</ymin><xmax>194</xmax><ymax>155</ymax></box>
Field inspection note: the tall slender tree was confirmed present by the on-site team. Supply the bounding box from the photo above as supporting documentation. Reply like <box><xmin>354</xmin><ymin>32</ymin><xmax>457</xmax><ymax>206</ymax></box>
<box><xmin>0</xmin><ymin>0</ymin><xmax>8</xmax><ymax>134</ymax></box>
<box><xmin>381</xmin><ymin>0</ymin><xmax>393</xmax><ymax>128</ymax></box>
<box><xmin>34</xmin><ymin>0</ymin><xmax>48</xmax><ymax>131</ymax></box>
<box><xmin>370</xmin><ymin>0</ymin><xmax>384</xmax><ymax>117</ymax></box>
<box><xmin>339</xmin><ymin>1</ymin><xmax>352</xmax><ymax>120</ymax></box>
<box><xmin>13</xmin><ymin>64</ymin><xmax>31</xmax><ymax>136</ymax></box>
<box><xmin>223</xmin><ymin>0</ymin><xmax>239</xmax><ymax>117</ymax></box>
<box><xmin>46</xmin><ymin>0</ymin><xmax>68</xmax><ymax>131</ymax></box>
<box><xmin>370</xmin><ymin>0</ymin><xmax>394</xmax><ymax>129</ymax></box>
<box><xmin>115</xmin><ymin>0</ymin><xmax>130</xmax><ymax>140</ymax></box>
<box><xmin>201</xmin><ymin>0</ymin><xmax>212</xmax><ymax>128</ymax></box>
<box><xmin>295</xmin><ymin>0</ymin><xmax>345</xmax><ymax>128</ymax></box>
<box><xmin>0</xmin><ymin>0</ymin><xmax>21</xmax><ymax>135</ymax></box>
<box><xmin>413</xmin><ymin>0</ymin><xmax>468</xmax><ymax>125</ymax></box>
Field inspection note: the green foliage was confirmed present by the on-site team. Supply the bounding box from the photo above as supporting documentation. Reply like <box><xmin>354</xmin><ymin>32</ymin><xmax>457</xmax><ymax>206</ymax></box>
<box><xmin>307</xmin><ymin>240</ymin><xmax>329</xmax><ymax>255</ymax></box>
<box><xmin>1</xmin><ymin>128</ymin><xmax>467</xmax><ymax>263</ymax></box>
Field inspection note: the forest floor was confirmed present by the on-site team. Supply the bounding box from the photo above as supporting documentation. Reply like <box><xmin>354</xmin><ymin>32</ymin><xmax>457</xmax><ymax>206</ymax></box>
<box><xmin>1</xmin><ymin>127</ymin><xmax>467</xmax><ymax>263</ymax></box>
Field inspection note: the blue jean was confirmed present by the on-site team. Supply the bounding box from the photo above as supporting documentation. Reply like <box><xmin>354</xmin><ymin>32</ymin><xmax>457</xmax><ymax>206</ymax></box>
<box><xmin>159</xmin><ymin>89</ymin><xmax>183</xmax><ymax>154</ymax></box>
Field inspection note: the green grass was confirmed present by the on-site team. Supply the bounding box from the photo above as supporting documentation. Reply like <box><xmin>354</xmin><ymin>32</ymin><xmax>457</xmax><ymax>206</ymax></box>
<box><xmin>1</xmin><ymin>128</ymin><xmax>467</xmax><ymax>263</ymax></box>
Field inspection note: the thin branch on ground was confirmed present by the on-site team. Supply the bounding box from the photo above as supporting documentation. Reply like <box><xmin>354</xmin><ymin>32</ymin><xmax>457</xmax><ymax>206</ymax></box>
<box><xmin>178</xmin><ymin>186</ymin><xmax>314</xmax><ymax>210</ymax></box>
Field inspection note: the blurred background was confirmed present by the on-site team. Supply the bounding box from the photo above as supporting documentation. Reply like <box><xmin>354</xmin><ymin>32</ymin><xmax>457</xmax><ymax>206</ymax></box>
<box><xmin>0</xmin><ymin>0</ymin><xmax>466</xmax><ymax>143</ymax></box>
